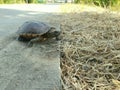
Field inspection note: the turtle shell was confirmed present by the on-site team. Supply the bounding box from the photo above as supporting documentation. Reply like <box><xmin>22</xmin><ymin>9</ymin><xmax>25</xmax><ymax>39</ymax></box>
<box><xmin>17</xmin><ymin>21</ymin><xmax>51</xmax><ymax>41</ymax></box>
<box><xmin>17</xmin><ymin>21</ymin><xmax>51</xmax><ymax>35</ymax></box>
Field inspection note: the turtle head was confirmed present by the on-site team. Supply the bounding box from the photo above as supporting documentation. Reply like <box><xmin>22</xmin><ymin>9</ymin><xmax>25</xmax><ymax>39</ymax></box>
<box><xmin>48</xmin><ymin>30</ymin><xmax>61</xmax><ymax>39</ymax></box>
<box><xmin>48</xmin><ymin>27</ymin><xmax>61</xmax><ymax>37</ymax></box>
<box><xmin>43</xmin><ymin>27</ymin><xmax>61</xmax><ymax>40</ymax></box>
<box><xmin>52</xmin><ymin>30</ymin><xmax>61</xmax><ymax>40</ymax></box>
<box><xmin>53</xmin><ymin>31</ymin><xmax>61</xmax><ymax>37</ymax></box>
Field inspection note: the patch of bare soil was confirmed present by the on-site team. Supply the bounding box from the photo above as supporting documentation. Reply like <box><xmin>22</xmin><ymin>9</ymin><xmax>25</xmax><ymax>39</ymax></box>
<box><xmin>51</xmin><ymin>9</ymin><xmax>120</xmax><ymax>89</ymax></box>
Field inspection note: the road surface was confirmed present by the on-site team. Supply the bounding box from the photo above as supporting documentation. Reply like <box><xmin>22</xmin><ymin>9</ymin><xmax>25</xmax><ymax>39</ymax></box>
<box><xmin>0</xmin><ymin>4</ymin><xmax>61</xmax><ymax>90</ymax></box>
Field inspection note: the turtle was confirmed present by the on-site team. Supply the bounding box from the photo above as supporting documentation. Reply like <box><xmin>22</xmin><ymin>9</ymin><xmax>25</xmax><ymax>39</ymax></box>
<box><xmin>17</xmin><ymin>21</ymin><xmax>60</xmax><ymax>46</ymax></box>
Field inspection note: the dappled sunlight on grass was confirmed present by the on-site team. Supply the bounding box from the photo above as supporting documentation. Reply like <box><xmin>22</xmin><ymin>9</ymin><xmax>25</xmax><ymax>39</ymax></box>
<box><xmin>111</xmin><ymin>5</ymin><xmax>120</xmax><ymax>11</ymax></box>
<box><xmin>60</xmin><ymin>4</ymin><xmax>106</xmax><ymax>13</ymax></box>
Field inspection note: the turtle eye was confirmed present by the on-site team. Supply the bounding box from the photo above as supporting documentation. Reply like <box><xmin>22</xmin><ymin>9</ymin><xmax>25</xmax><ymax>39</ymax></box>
<box><xmin>54</xmin><ymin>31</ymin><xmax>60</xmax><ymax>36</ymax></box>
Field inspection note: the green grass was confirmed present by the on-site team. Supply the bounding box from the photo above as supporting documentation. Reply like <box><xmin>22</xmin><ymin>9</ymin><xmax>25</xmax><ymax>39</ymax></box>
<box><xmin>0</xmin><ymin>0</ymin><xmax>38</xmax><ymax>4</ymax></box>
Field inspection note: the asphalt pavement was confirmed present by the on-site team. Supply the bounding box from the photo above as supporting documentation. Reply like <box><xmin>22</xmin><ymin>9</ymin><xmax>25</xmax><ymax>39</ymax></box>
<box><xmin>0</xmin><ymin>4</ymin><xmax>61</xmax><ymax>90</ymax></box>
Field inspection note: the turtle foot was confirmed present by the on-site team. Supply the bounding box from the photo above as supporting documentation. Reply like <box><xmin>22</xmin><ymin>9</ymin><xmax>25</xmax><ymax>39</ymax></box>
<box><xmin>27</xmin><ymin>41</ymin><xmax>33</xmax><ymax>47</ymax></box>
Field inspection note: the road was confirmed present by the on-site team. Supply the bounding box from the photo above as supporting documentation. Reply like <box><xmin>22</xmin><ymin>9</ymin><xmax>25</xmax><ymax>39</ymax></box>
<box><xmin>0</xmin><ymin>4</ymin><xmax>61</xmax><ymax>90</ymax></box>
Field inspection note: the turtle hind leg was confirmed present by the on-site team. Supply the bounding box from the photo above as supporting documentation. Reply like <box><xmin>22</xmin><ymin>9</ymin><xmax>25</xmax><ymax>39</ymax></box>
<box><xmin>17</xmin><ymin>36</ymin><xmax>30</xmax><ymax>42</ymax></box>
<box><xmin>27</xmin><ymin>37</ymin><xmax>44</xmax><ymax>47</ymax></box>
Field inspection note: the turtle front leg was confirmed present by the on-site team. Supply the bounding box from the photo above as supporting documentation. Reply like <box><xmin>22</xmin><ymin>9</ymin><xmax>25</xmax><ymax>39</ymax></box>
<box><xmin>27</xmin><ymin>37</ymin><xmax>44</xmax><ymax>47</ymax></box>
<box><xmin>56</xmin><ymin>35</ymin><xmax>61</xmax><ymax>40</ymax></box>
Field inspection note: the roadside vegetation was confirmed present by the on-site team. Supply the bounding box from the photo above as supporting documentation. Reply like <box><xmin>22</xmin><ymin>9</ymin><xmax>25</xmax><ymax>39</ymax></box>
<box><xmin>59</xmin><ymin>4</ymin><xmax>120</xmax><ymax>90</ymax></box>
<box><xmin>0</xmin><ymin>0</ymin><xmax>37</xmax><ymax>4</ymax></box>
<box><xmin>0</xmin><ymin>0</ymin><xmax>120</xmax><ymax>11</ymax></box>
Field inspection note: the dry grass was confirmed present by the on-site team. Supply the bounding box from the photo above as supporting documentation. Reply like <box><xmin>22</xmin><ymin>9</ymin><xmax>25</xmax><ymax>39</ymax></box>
<box><xmin>60</xmin><ymin>12</ymin><xmax>120</xmax><ymax>90</ymax></box>
<box><xmin>50</xmin><ymin>4</ymin><xmax>120</xmax><ymax>90</ymax></box>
